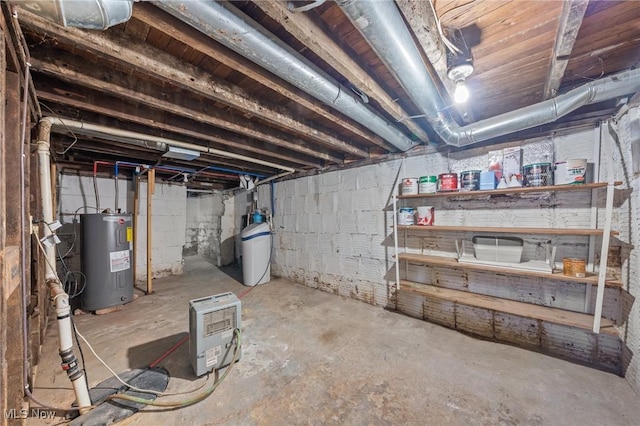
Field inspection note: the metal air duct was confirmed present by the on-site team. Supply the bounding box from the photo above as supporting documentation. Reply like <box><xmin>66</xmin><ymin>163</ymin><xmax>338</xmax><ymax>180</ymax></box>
<box><xmin>18</xmin><ymin>0</ymin><xmax>133</xmax><ymax>30</ymax></box>
<box><xmin>153</xmin><ymin>0</ymin><xmax>418</xmax><ymax>152</ymax></box>
<box><xmin>337</xmin><ymin>0</ymin><xmax>640</xmax><ymax>147</ymax></box>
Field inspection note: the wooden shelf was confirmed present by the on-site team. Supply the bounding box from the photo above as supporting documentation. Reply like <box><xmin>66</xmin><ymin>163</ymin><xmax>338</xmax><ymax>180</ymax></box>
<box><xmin>399</xmin><ymin>280</ymin><xmax>617</xmax><ymax>335</ymax></box>
<box><xmin>396</xmin><ymin>181</ymin><xmax>622</xmax><ymax>199</ymax></box>
<box><xmin>396</xmin><ymin>225</ymin><xmax>618</xmax><ymax>236</ymax></box>
<box><xmin>397</xmin><ymin>253</ymin><xmax>622</xmax><ymax>287</ymax></box>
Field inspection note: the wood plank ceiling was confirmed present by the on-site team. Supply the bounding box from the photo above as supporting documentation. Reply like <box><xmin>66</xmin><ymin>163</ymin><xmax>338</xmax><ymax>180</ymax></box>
<box><xmin>12</xmin><ymin>0</ymin><xmax>640</xmax><ymax>189</ymax></box>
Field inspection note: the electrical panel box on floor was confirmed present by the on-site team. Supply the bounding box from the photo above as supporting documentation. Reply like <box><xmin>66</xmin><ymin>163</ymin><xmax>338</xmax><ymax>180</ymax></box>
<box><xmin>189</xmin><ymin>292</ymin><xmax>241</xmax><ymax>377</ymax></box>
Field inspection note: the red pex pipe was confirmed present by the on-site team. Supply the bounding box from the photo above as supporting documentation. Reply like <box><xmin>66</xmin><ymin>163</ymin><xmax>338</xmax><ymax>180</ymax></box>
<box><xmin>93</xmin><ymin>160</ymin><xmax>114</xmax><ymax>177</ymax></box>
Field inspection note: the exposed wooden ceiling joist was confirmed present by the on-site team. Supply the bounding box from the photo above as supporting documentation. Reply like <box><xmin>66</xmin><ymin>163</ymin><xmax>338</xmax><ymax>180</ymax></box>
<box><xmin>19</xmin><ymin>9</ymin><xmax>371</xmax><ymax>159</ymax></box>
<box><xmin>30</xmin><ymin>54</ymin><xmax>341</xmax><ymax>166</ymax></box>
<box><xmin>131</xmin><ymin>3</ymin><xmax>396</xmax><ymax>152</ymax></box>
<box><xmin>254</xmin><ymin>0</ymin><xmax>430</xmax><ymax>143</ymax></box>
<box><xmin>543</xmin><ymin>0</ymin><xmax>589</xmax><ymax>99</ymax></box>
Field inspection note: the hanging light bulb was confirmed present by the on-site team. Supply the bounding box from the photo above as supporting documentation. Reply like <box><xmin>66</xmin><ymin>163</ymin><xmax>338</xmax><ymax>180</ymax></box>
<box><xmin>454</xmin><ymin>80</ymin><xmax>469</xmax><ymax>103</ymax></box>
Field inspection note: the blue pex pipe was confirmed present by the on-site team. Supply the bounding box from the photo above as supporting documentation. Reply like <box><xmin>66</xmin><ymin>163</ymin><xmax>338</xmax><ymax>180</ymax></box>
<box><xmin>207</xmin><ymin>166</ymin><xmax>265</xmax><ymax>179</ymax></box>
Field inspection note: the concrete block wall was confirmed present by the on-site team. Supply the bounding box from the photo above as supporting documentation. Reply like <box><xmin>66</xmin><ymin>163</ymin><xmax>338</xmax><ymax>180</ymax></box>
<box><xmin>186</xmin><ymin>192</ymin><xmax>235</xmax><ymax>266</ymax></box>
<box><xmin>57</xmin><ymin>175</ymin><xmax>186</xmax><ymax>283</ymax></box>
<box><xmin>262</xmin><ymin>126</ymin><xmax>628</xmax><ymax>373</ymax></box>
<box><xmin>608</xmin><ymin>105</ymin><xmax>640</xmax><ymax>392</ymax></box>
<box><xmin>136</xmin><ymin>181</ymin><xmax>186</xmax><ymax>280</ymax></box>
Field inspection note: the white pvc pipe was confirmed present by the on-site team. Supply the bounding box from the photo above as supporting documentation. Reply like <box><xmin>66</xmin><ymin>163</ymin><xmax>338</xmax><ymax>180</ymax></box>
<box><xmin>46</xmin><ymin>117</ymin><xmax>296</xmax><ymax>173</ymax></box>
<box><xmin>37</xmin><ymin>118</ymin><xmax>92</xmax><ymax>413</ymax></box>
<box><xmin>37</xmin><ymin>117</ymin><xmax>57</xmax><ymax>281</ymax></box>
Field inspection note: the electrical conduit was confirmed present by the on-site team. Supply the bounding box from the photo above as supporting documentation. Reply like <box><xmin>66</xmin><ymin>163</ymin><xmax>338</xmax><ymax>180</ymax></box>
<box><xmin>37</xmin><ymin>117</ymin><xmax>92</xmax><ymax>413</ymax></box>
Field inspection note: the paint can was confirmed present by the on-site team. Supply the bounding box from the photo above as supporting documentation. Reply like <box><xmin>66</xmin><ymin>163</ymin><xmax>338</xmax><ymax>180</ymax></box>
<box><xmin>522</xmin><ymin>163</ymin><xmax>552</xmax><ymax>187</ymax></box>
<box><xmin>401</xmin><ymin>178</ymin><xmax>419</xmax><ymax>195</ymax></box>
<box><xmin>459</xmin><ymin>170</ymin><xmax>481</xmax><ymax>191</ymax></box>
<box><xmin>554</xmin><ymin>159</ymin><xmax>587</xmax><ymax>185</ymax></box>
<box><xmin>418</xmin><ymin>176</ymin><xmax>438</xmax><ymax>194</ymax></box>
<box><xmin>563</xmin><ymin>258</ymin><xmax>586</xmax><ymax>278</ymax></box>
<box><xmin>397</xmin><ymin>208</ymin><xmax>415</xmax><ymax>226</ymax></box>
<box><xmin>415</xmin><ymin>206</ymin><xmax>435</xmax><ymax>226</ymax></box>
<box><xmin>437</xmin><ymin>173</ymin><xmax>458</xmax><ymax>192</ymax></box>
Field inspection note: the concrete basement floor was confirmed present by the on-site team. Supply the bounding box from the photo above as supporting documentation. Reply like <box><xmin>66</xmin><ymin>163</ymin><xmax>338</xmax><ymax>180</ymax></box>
<box><xmin>30</xmin><ymin>255</ymin><xmax>640</xmax><ymax>425</ymax></box>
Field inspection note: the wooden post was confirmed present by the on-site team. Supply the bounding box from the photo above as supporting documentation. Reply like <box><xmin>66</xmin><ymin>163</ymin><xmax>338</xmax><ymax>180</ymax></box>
<box><xmin>132</xmin><ymin>175</ymin><xmax>139</xmax><ymax>288</ymax></box>
<box><xmin>146</xmin><ymin>169</ymin><xmax>155</xmax><ymax>294</ymax></box>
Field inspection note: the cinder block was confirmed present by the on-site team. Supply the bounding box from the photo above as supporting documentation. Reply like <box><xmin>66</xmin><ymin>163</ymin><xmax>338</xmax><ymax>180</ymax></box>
<box><xmin>320</xmin><ymin>214</ymin><xmax>339</xmax><ymax>234</ymax></box>
<box><xmin>351</xmin><ymin>234</ymin><xmax>371</xmax><ymax>257</ymax></box>
<box><xmin>338</xmin><ymin>213</ymin><xmax>358</xmax><ymax>234</ymax></box>
<box><xmin>369</xmin><ymin>235</ymin><xmax>392</xmax><ymax>261</ymax></box>
<box><xmin>318</xmin><ymin>193</ymin><xmax>336</xmax><ymax>214</ymax></box>
<box><xmin>333</xmin><ymin>233</ymin><xmax>352</xmax><ymax>257</ymax></box>
<box><xmin>339</xmin><ymin>168</ymin><xmax>359</xmax><ymax>191</ymax></box>
<box><xmin>360</xmin><ymin>258</ymin><xmax>384</xmax><ymax>283</ymax></box>
<box><xmin>356</xmin><ymin>210</ymin><xmax>380</xmax><ymax>235</ymax></box>
<box><xmin>397</xmin><ymin>291</ymin><xmax>423</xmax><ymax>319</ymax></box>
<box><xmin>317</xmin><ymin>233</ymin><xmax>333</xmax><ymax>255</ymax></box>
<box><xmin>304</xmin><ymin>194</ymin><xmax>320</xmax><ymax>214</ymax></box>
<box><xmin>356</xmin><ymin>167</ymin><xmax>380</xmax><ymax>190</ymax></box>
<box><xmin>336</xmin><ymin>189</ymin><xmax>354</xmax><ymax>213</ymax></box>
<box><xmin>307</xmin><ymin>213</ymin><xmax>322</xmax><ymax>232</ymax></box>
<box><xmin>322</xmin><ymin>171</ymin><xmax>340</xmax><ymax>193</ymax></box>
<box><xmin>340</xmin><ymin>256</ymin><xmax>360</xmax><ymax>277</ymax></box>
<box><xmin>351</xmin><ymin>188</ymin><xmax>373</xmax><ymax>211</ymax></box>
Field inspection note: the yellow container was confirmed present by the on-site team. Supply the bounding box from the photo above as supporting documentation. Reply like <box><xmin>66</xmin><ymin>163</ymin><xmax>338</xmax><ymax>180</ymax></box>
<box><xmin>563</xmin><ymin>258</ymin><xmax>586</xmax><ymax>278</ymax></box>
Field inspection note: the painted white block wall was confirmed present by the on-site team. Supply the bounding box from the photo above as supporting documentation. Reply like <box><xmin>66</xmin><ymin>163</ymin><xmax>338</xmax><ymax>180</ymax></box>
<box><xmin>185</xmin><ymin>192</ymin><xmax>235</xmax><ymax>266</ymax></box>
<box><xmin>57</xmin><ymin>175</ymin><xmax>186</xmax><ymax>283</ymax></box>
<box><xmin>607</xmin><ymin>105</ymin><xmax>640</xmax><ymax>393</ymax></box>
<box><xmin>229</xmin><ymin>125</ymin><xmax>626</xmax><ymax>373</ymax></box>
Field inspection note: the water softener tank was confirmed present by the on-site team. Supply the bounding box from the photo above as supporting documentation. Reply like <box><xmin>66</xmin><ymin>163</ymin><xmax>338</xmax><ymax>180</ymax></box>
<box><xmin>80</xmin><ymin>213</ymin><xmax>134</xmax><ymax>311</ymax></box>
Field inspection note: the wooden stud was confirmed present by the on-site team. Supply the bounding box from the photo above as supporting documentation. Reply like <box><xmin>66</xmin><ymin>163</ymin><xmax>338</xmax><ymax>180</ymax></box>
<box><xmin>146</xmin><ymin>169</ymin><xmax>155</xmax><ymax>295</ymax></box>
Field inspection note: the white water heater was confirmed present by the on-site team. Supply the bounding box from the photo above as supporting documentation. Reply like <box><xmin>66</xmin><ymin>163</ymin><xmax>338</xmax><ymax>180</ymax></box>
<box><xmin>189</xmin><ymin>292</ymin><xmax>241</xmax><ymax>377</ymax></box>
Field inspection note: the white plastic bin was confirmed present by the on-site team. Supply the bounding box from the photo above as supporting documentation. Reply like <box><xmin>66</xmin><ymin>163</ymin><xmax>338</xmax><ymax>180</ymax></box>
<box><xmin>472</xmin><ymin>236</ymin><xmax>523</xmax><ymax>263</ymax></box>
<box><xmin>241</xmin><ymin>222</ymin><xmax>271</xmax><ymax>286</ymax></box>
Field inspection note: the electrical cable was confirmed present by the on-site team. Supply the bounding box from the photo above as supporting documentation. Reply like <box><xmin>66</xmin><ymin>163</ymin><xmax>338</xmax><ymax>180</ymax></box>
<box><xmin>73</xmin><ymin>326</ymin><xmax>212</xmax><ymax>397</ymax></box>
<box><xmin>39</xmin><ymin>102</ymin><xmax>80</xmax><ymax>156</ymax></box>
<box><xmin>107</xmin><ymin>329</ymin><xmax>241</xmax><ymax>408</ymax></box>
<box><xmin>59</xmin><ymin>205</ymin><xmax>99</xmax><ymax>260</ymax></box>
<box><xmin>70</xmin><ymin>316</ymin><xmax>91</xmax><ymax>403</ymax></box>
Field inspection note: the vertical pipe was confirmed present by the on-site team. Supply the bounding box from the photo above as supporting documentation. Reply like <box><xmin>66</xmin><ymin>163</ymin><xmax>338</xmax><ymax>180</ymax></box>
<box><xmin>37</xmin><ymin>118</ymin><xmax>92</xmax><ymax>412</ymax></box>
<box><xmin>92</xmin><ymin>162</ymin><xmax>100</xmax><ymax>212</ymax></box>
<box><xmin>114</xmin><ymin>162</ymin><xmax>119</xmax><ymax>213</ymax></box>
<box><xmin>19</xmin><ymin>45</ymin><xmax>31</xmax><ymax>404</ymax></box>
<box><xmin>146</xmin><ymin>169</ymin><xmax>155</xmax><ymax>294</ymax></box>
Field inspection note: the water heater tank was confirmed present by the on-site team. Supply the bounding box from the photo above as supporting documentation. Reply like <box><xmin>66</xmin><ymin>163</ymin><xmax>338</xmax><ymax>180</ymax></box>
<box><xmin>80</xmin><ymin>213</ymin><xmax>134</xmax><ymax>311</ymax></box>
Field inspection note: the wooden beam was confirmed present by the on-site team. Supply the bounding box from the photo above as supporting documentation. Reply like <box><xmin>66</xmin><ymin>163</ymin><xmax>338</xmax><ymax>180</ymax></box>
<box><xmin>1</xmin><ymin>4</ymin><xmax>39</xmax><ymax>120</ymax></box>
<box><xmin>34</xmin><ymin>77</ymin><xmax>329</xmax><ymax>167</ymax></box>
<box><xmin>543</xmin><ymin>0</ymin><xmax>589</xmax><ymax>99</ymax></box>
<box><xmin>395</xmin><ymin>0</ymin><xmax>475</xmax><ymax>122</ymax></box>
<box><xmin>253</xmin><ymin>0</ymin><xmax>429</xmax><ymax>144</ymax></box>
<box><xmin>132</xmin><ymin>3</ymin><xmax>395</xmax><ymax>150</ymax></box>
<box><xmin>0</xmin><ymin>26</ymin><xmax>8</xmax><ymax>420</ymax></box>
<box><xmin>32</xmin><ymin>55</ymin><xmax>344</xmax><ymax>167</ymax></box>
<box><xmin>19</xmin><ymin>10</ymin><xmax>370</xmax><ymax>158</ymax></box>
